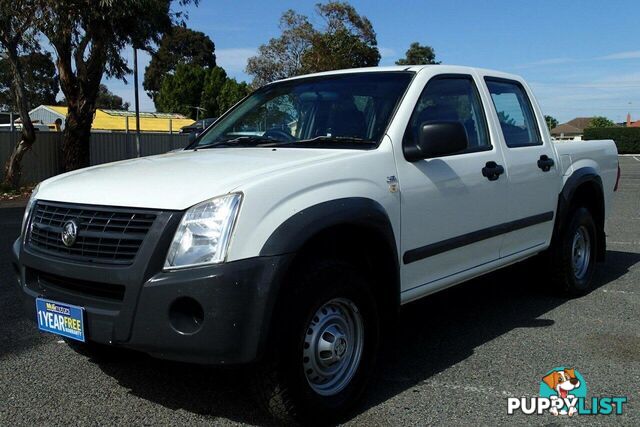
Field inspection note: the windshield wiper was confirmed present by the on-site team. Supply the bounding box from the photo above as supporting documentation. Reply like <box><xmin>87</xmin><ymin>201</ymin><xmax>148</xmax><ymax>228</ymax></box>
<box><xmin>194</xmin><ymin>135</ymin><xmax>277</xmax><ymax>150</ymax></box>
<box><xmin>268</xmin><ymin>135</ymin><xmax>377</xmax><ymax>148</ymax></box>
<box><xmin>297</xmin><ymin>136</ymin><xmax>375</xmax><ymax>144</ymax></box>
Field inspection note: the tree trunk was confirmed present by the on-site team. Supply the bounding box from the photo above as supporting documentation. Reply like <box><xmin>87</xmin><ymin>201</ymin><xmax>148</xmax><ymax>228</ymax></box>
<box><xmin>3</xmin><ymin>135</ymin><xmax>34</xmax><ymax>189</ymax></box>
<box><xmin>1</xmin><ymin>41</ymin><xmax>36</xmax><ymax>190</ymax></box>
<box><xmin>62</xmin><ymin>101</ymin><xmax>94</xmax><ymax>171</ymax></box>
<box><xmin>51</xmin><ymin>31</ymin><xmax>104</xmax><ymax>172</ymax></box>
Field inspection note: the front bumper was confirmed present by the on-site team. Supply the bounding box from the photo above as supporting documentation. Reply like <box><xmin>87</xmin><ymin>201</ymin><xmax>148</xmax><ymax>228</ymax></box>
<box><xmin>12</xmin><ymin>238</ymin><xmax>292</xmax><ymax>364</ymax></box>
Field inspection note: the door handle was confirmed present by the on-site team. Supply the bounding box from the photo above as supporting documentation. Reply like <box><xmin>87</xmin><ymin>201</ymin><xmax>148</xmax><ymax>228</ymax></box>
<box><xmin>482</xmin><ymin>161</ymin><xmax>505</xmax><ymax>181</ymax></box>
<box><xmin>537</xmin><ymin>155</ymin><xmax>555</xmax><ymax>172</ymax></box>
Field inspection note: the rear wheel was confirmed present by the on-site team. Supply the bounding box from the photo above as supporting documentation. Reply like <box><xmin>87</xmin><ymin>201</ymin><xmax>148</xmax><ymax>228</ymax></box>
<box><xmin>551</xmin><ymin>207</ymin><xmax>598</xmax><ymax>295</ymax></box>
<box><xmin>257</xmin><ymin>259</ymin><xmax>379</xmax><ymax>425</ymax></box>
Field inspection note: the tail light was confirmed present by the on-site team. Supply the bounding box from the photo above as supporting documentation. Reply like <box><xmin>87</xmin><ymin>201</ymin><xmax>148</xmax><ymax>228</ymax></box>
<box><xmin>614</xmin><ymin>162</ymin><xmax>621</xmax><ymax>192</ymax></box>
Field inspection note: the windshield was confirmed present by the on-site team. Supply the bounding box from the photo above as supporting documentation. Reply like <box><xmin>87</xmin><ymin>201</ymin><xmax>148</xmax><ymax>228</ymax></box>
<box><xmin>192</xmin><ymin>72</ymin><xmax>414</xmax><ymax>149</ymax></box>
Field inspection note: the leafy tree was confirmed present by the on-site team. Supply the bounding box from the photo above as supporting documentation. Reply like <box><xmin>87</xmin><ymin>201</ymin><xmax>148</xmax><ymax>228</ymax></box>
<box><xmin>246</xmin><ymin>2</ymin><xmax>380</xmax><ymax>87</ymax></box>
<box><xmin>144</xmin><ymin>26</ymin><xmax>215</xmax><ymax>102</ymax></box>
<box><xmin>155</xmin><ymin>63</ymin><xmax>206</xmax><ymax>118</ymax></box>
<box><xmin>200</xmin><ymin>66</ymin><xmax>227</xmax><ymax>117</ymax></box>
<box><xmin>59</xmin><ymin>84</ymin><xmax>130</xmax><ymax>110</ymax></box>
<box><xmin>38</xmin><ymin>0</ymin><xmax>196</xmax><ymax>171</ymax></box>
<box><xmin>301</xmin><ymin>2</ymin><xmax>380</xmax><ymax>74</ymax></box>
<box><xmin>0</xmin><ymin>51</ymin><xmax>58</xmax><ymax>111</ymax></box>
<box><xmin>246</xmin><ymin>11</ymin><xmax>314</xmax><ymax>87</ymax></box>
<box><xmin>0</xmin><ymin>0</ymin><xmax>42</xmax><ymax>189</ymax></box>
<box><xmin>587</xmin><ymin>116</ymin><xmax>615</xmax><ymax>128</ymax></box>
<box><xmin>544</xmin><ymin>115</ymin><xmax>558</xmax><ymax>131</ymax></box>
<box><xmin>96</xmin><ymin>84</ymin><xmax>129</xmax><ymax>110</ymax></box>
<box><xmin>216</xmin><ymin>78</ymin><xmax>250</xmax><ymax>115</ymax></box>
<box><xmin>395</xmin><ymin>42</ymin><xmax>440</xmax><ymax>65</ymax></box>
<box><xmin>157</xmin><ymin>64</ymin><xmax>250</xmax><ymax>119</ymax></box>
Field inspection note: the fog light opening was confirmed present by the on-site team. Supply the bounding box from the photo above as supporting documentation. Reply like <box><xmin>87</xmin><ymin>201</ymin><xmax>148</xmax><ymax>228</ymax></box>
<box><xmin>169</xmin><ymin>297</ymin><xmax>204</xmax><ymax>335</ymax></box>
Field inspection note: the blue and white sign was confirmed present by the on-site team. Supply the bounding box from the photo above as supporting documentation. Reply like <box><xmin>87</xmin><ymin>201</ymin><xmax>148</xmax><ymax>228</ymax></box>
<box><xmin>36</xmin><ymin>298</ymin><xmax>85</xmax><ymax>342</ymax></box>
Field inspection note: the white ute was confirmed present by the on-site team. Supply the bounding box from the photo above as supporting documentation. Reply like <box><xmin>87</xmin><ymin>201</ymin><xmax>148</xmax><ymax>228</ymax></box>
<box><xmin>13</xmin><ymin>66</ymin><xmax>619</xmax><ymax>424</ymax></box>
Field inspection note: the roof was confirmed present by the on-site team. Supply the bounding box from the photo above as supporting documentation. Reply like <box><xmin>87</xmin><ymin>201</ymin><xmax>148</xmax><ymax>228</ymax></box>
<box><xmin>272</xmin><ymin>65</ymin><xmax>525</xmax><ymax>85</ymax></box>
<box><xmin>564</xmin><ymin>117</ymin><xmax>594</xmax><ymax>131</ymax></box>
<box><xmin>31</xmin><ymin>105</ymin><xmax>194</xmax><ymax>132</ymax></box>
<box><xmin>550</xmin><ymin>117</ymin><xmax>598</xmax><ymax>136</ymax></box>
<box><xmin>550</xmin><ymin>123</ymin><xmax>583</xmax><ymax>136</ymax></box>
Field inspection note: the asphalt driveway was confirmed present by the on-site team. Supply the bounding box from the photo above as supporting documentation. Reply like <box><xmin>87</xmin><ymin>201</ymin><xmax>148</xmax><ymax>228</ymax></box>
<box><xmin>1</xmin><ymin>156</ymin><xmax>638</xmax><ymax>425</ymax></box>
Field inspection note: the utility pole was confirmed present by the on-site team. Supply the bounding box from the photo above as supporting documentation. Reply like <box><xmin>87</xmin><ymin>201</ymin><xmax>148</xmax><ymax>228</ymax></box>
<box><xmin>133</xmin><ymin>47</ymin><xmax>141</xmax><ymax>157</ymax></box>
<box><xmin>186</xmin><ymin>105</ymin><xmax>206</xmax><ymax>123</ymax></box>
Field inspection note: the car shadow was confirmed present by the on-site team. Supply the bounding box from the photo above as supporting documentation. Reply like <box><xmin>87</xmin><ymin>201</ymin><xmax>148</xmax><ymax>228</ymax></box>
<box><xmin>88</xmin><ymin>250</ymin><xmax>640</xmax><ymax>425</ymax></box>
<box><xmin>0</xmin><ymin>207</ymin><xmax>52</xmax><ymax>360</ymax></box>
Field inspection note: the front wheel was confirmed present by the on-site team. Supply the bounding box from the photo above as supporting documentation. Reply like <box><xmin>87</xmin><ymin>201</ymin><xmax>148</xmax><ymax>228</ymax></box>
<box><xmin>551</xmin><ymin>207</ymin><xmax>598</xmax><ymax>296</ymax></box>
<box><xmin>257</xmin><ymin>260</ymin><xmax>379</xmax><ymax>425</ymax></box>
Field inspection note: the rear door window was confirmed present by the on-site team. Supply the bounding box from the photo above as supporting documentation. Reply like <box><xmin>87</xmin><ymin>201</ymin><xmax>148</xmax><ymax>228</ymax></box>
<box><xmin>485</xmin><ymin>78</ymin><xmax>542</xmax><ymax>148</ymax></box>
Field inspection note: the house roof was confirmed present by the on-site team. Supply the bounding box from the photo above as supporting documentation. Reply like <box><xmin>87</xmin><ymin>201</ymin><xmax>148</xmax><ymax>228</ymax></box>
<box><xmin>550</xmin><ymin>117</ymin><xmax>598</xmax><ymax>136</ymax></box>
<box><xmin>564</xmin><ymin>117</ymin><xmax>594</xmax><ymax>131</ymax></box>
<box><xmin>31</xmin><ymin>105</ymin><xmax>194</xmax><ymax>132</ymax></box>
<box><xmin>550</xmin><ymin>123</ymin><xmax>583</xmax><ymax>136</ymax></box>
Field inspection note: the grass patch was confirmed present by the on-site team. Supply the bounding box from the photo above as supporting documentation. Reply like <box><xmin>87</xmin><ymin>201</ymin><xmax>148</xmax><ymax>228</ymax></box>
<box><xmin>0</xmin><ymin>183</ymin><xmax>36</xmax><ymax>201</ymax></box>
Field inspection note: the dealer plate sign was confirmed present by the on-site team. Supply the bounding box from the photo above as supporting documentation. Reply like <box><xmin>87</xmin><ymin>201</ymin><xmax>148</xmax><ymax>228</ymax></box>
<box><xmin>36</xmin><ymin>298</ymin><xmax>85</xmax><ymax>342</ymax></box>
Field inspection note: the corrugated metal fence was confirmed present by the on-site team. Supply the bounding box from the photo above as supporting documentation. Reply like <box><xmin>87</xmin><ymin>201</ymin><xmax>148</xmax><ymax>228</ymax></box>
<box><xmin>0</xmin><ymin>131</ymin><xmax>190</xmax><ymax>185</ymax></box>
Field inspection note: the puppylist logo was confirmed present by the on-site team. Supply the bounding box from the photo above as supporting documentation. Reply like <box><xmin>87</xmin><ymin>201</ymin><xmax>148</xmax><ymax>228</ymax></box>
<box><xmin>507</xmin><ymin>367</ymin><xmax>627</xmax><ymax>416</ymax></box>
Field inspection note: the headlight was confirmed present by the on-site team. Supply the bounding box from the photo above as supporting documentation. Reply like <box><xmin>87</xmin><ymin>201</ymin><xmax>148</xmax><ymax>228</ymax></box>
<box><xmin>21</xmin><ymin>184</ymin><xmax>40</xmax><ymax>240</ymax></box>
<box><xmin>164</xmin><ymin>193</ymin><xmax>242</xmax><ymax>270</ymax></box>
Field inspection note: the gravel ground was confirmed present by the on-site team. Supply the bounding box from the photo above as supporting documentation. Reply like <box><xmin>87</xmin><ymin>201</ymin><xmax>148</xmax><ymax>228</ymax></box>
<box><xmin>0</xmin><ymin>156</ymin><xmax>638</xmax><ymax>426</ymax></box>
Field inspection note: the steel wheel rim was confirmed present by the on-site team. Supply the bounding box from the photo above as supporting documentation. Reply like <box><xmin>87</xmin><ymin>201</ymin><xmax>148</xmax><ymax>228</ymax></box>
<box><xmin>572</xmin><ymin>225</ymin><xmax>591</xmax><ymax>280</ymax></box>
<box><xmin>302</xmin><ymin>297</ymin><xmax>364</xmax><ymax>396</ymax></box>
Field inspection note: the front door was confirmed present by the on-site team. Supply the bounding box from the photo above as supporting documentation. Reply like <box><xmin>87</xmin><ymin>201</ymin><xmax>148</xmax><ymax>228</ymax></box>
<box><xmin>395</xmin><ymin>73</ymin><xmax>509</xmax><ymax>299</ymax></box>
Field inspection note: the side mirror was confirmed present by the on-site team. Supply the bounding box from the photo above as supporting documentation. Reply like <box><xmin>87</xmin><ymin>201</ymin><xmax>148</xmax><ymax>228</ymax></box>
<box><xmin>188</xmin><ymin>131</ymin><xmax>200</xmax><ymax>144</ymax></box>
<box><xmin>403</xmin><ymin>121</ymin><xmax>468</xmax><ymax>162</ymax></box>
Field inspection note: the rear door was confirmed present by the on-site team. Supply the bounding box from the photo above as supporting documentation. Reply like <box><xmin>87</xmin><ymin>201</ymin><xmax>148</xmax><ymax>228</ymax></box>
<box><xmin>482</xmin><ymin>77</ymin><xmax>560</xmax><ymax>256</ymax></box>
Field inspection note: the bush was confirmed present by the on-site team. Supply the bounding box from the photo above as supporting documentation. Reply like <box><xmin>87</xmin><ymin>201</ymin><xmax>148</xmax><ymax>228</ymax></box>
<box><xmin>583</xmin><ymin>127</ymin><xmax>640</xmax><ymax>154</ymax></box>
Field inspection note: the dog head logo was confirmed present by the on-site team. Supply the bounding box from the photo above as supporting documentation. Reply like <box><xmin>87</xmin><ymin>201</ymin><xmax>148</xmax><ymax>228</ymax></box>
<box><xmin>540</xmin><ymin>367</ymin><xmax>587</xmax><ymax>416</ymax></box>
<box><xmin>542</xmin><ymin>368</ymin><xmax>580</xmax><ymax>399</ymax></box>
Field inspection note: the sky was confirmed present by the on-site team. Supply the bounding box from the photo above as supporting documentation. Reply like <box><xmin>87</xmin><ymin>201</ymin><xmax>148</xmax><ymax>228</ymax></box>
<box><xmin>105</xmin><ymin>0</ymin><xmax>640</xmax><ymax>123</ymax></box>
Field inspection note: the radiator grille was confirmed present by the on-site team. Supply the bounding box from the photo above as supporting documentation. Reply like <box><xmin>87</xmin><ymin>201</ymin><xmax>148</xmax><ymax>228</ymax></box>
<box><xmin>28</xmin><ymin>201</ymin><xmax>156</xmax><ymax>265</ymax></box>
<box><xmin>36</xmin><ymin>270</ymin><xmax>126</xmax><ymax>301</ymax></box>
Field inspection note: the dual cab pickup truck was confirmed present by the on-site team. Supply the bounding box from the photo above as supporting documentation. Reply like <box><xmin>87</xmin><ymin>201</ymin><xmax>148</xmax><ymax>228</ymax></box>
<box><xmin>12</xmin><ymin>65</ymin><xmax>619</xmax><ymax>423</ymax></box>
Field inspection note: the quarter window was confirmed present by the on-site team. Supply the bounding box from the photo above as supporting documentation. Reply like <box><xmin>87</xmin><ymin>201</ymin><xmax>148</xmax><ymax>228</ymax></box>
<box><xmin>405</xmin><ymin>76</ymin><xmax>490</xmax><ymax>155</ymax></box>
<box><xmin>485</xmin><ymin>79</ymin><xmax>542</xmax><ymax>147</ymax></box>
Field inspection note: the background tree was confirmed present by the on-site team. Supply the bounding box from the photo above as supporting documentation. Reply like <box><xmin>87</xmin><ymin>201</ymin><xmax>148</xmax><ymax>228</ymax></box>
<box><xmin>395</xmin><ymin>42</ymin><xmax>440</xmax><ymax>65</ymax></box>
<box><xmin>155</xmin><ymin>63</ymin><xmax>206</xmax><ymax>118</ymax></box>
<box><xmin>587</xmin><ymin>116</ymin><xmax>615</xmax><ymax>128</ymax></box>
<box><xmin>59</xmin><ymin>84</ymin><xmax>130</xmax><ymax>110</ymax></box>
<box><xmin>96</xmin><ymin>84</ymin><xmax>130</xmax><ymax>110</ymax></box>
<box><xmin>156</xmin><ymin>64</ymin><xmax>250</xmax><ymax>119</ymax></box>
<box><xmin>144</xmin><ymin>26</ymin><xmax>215</xmax><ymax>103</ymax></box>
<box><xmin>245</xmin><ymin>10</ymin><xmax>314</xmax><ymax>87</ymax></box>
<box><xmin>246</xmin><ymin>2</ymin><xmax>380</xmax><ymax>87</ymax></box>
<box><xmin>39</xmin><ymin>0</ymin><xmax>196</xmax><ymax>171</ymax></box>
<box><xmin>200</xmin><ymin>66</ymin><xmax>227</xmax><ymax>117</ymax></box>
<box><xmin>216</xmin><ymin>78</ymin><xmax>250</xmax><ymax>114</ymax></box>
<box><xmin>0</xmin><ymin>0</ymin><xmax>43</xmax><ymax>189</ymax></box>
<box><xmin>545</xmin><ymin>115</ymin><xmax>558</xmax><ymax>131</ymax></box>
<box><xmin>0</xmin><ymin>51</ymin><xmax>58</xmax><ymax>111</ymax></box>
<box><xmin>301</xmin><ymin>2</ymin><xmax>380</xmax><ymax>74</ymax></box>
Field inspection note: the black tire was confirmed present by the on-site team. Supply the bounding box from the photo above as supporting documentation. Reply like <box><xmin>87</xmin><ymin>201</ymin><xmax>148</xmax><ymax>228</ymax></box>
<box><xmin>256</xmin><ymin>259</ymin><xmax>379</xmax><ymax>425</ymax></box>
<box><xmin>550</xmin><ymin>207</ymin><xmax>598</xmax><ymax>296</ymax></box>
